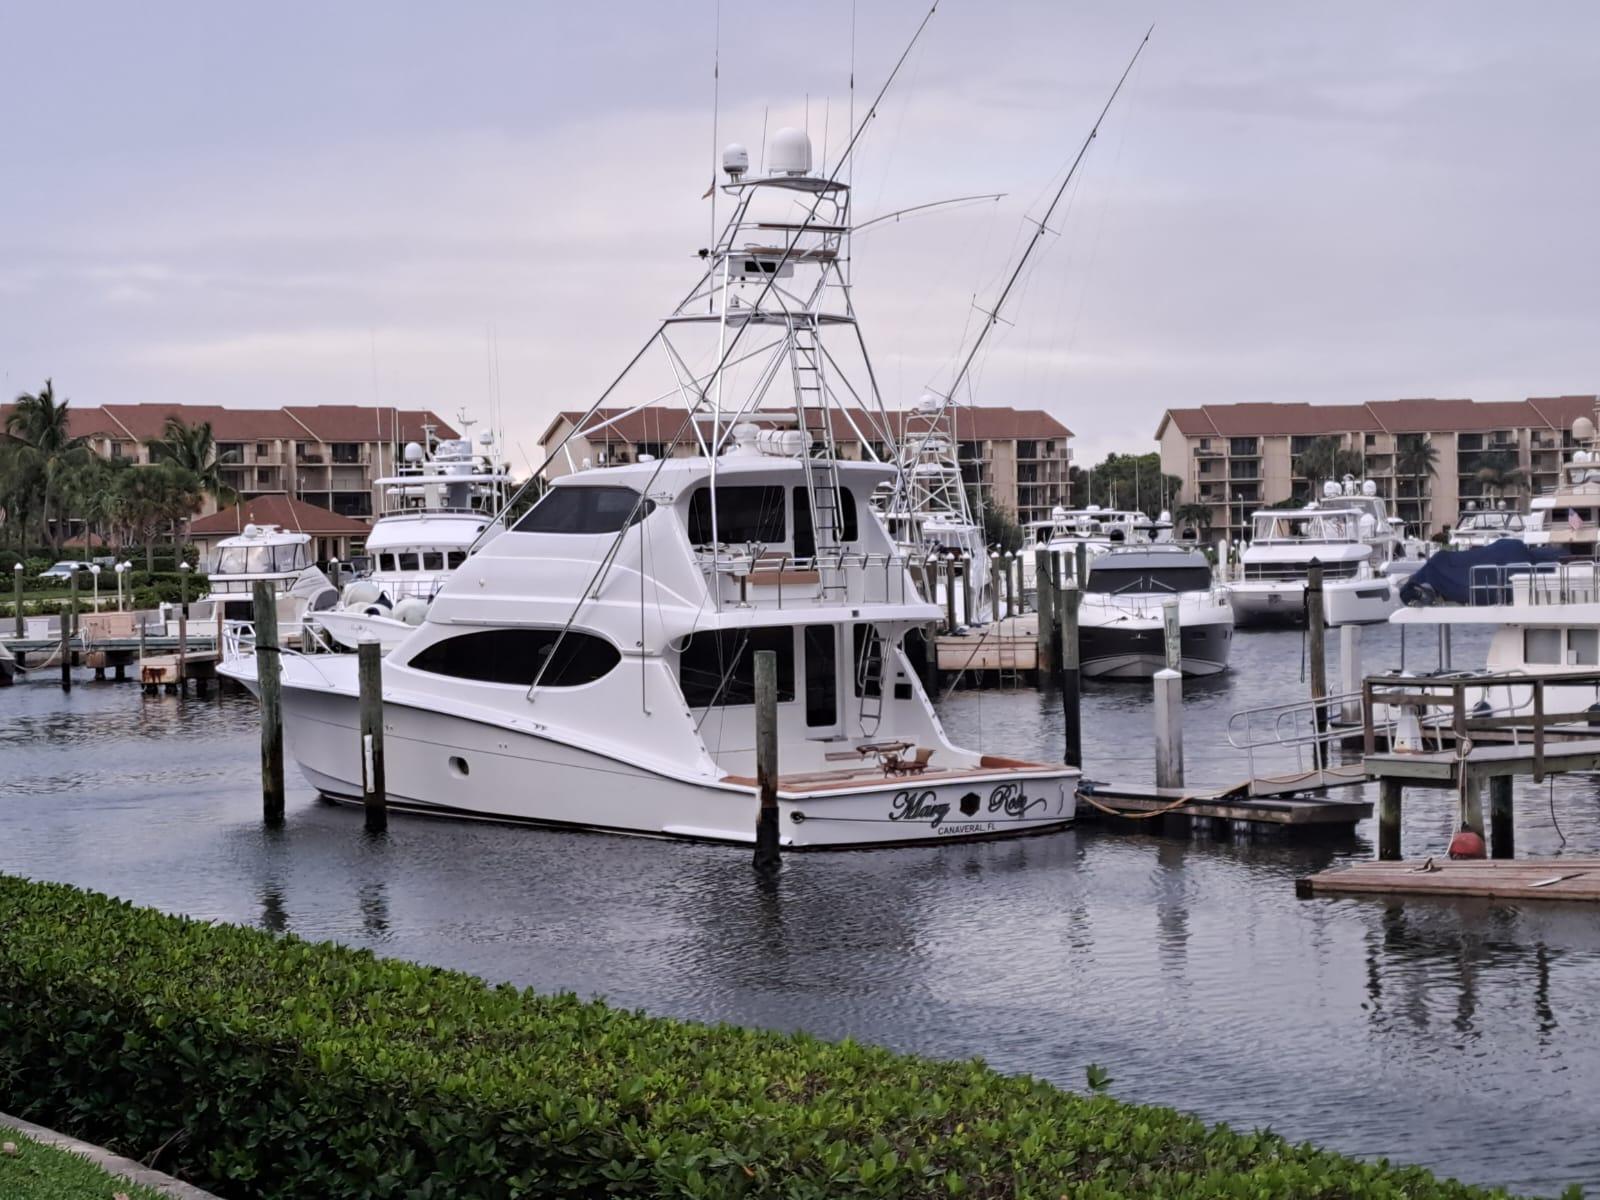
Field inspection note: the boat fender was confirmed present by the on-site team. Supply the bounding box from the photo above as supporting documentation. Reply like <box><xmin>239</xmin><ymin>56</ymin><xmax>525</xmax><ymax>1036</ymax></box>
<box><xmin>343</xmin><ymin>580</ymin><xmax>383</xmax><ymax>608</ymax></box>
<box><xmin>1447</xmin><ymin>826</ymin><xmax>1486</xmax><ymax>860</ymax></box>
<box><xmin>392</xmin><ymin>597</ymin><xmax>429</xmax><ymax>626</ymax></box>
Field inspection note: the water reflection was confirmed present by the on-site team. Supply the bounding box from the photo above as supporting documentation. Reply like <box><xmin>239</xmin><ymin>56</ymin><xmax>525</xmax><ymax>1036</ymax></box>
<box><xmin>2</xmin><ymin>633</ymin><xmax>1599</xmax><ymax>1194</ymax></box>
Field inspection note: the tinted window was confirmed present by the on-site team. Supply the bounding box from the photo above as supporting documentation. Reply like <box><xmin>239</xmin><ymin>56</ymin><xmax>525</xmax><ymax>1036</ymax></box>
<box><xmin>409</xmin><ymin>628</ymin><xmax>620</xmax><ymax>687</ymax></box>
<box><xmin>687</xmin><ymin>486</ymin><xmax>785</xmax><ymax>546</ymax></box>
<box><xmin>397</xmin><ymin>552</ymin><xmax>420</xmax><ymax>571</ymax></box>
<box><xmin>1086</xmin><ymin>566</ymin><xmax>1213</xmax><ymax>594</ymax></box>
<box><xmin>422</xmin><ymin>551</ymin><xmax>445</xmax><ymax>571</ymax></box>
<box><xmin>514</xmin><ymin>486</ymin><xmax>654</xmax><ymax>534</ymax></box>
<box><xmin>805</xmin><ymin>625</ymin><xmax>837</xmax><ymax>727</ymax></box>
<box><xmin>678</xmin><ymin>627</ymin><xmax>795</xmax><ymax>707</ymax></box>
<box><xmin>446</xmin><ymin>551</ymin><xmax>467</xmax><ymax>569</ymax></box>
<box><xmin>793</xmin><ymin>486</ymin><xmax>859</xmax><ymax>557</ymax></box>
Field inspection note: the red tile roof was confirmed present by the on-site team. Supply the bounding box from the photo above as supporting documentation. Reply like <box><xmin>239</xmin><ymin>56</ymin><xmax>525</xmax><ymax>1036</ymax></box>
<box><xmin>0</xmin><ymin>402</ymin><xmax>116</xmax><ymax>441</ymax></box>
<box><xmin>283</xmin><ymin>406</ymin><xmax>456</xmax><ymax>443</ymax></box>
<box><xmin>98</xmin><ymin>404</ymin><xmax>307</xmax><ymax>442</ymax></box>
<box><xmin>540</xmin><ymin>406</ymin><xmax>1072</xmax><ymax>450</ymax></box>
<box><xmin>1159</xmin><ymin>396</ymin><xmax>1600</xmax><ymax>440</ymax></box>
<box><xmin>189</xmin><ymin>495</ymin><xmax>373</xmax><ymax>536</ymax></box>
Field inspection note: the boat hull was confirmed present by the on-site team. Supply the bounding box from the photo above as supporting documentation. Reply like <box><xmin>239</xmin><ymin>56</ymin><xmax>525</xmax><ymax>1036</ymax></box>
<box><xmin>221</xmin><ymin>662</ymin><xmax>1077</xmax><ymax>849</ymax></box>
<box><xmin>1229</xmin><ymin>578</ymin><xmax>1397</xmax><ymax>627</ymax></box>
<box><xmin>1080</xmin><ymin>617</ymin><xmax>1231</xmax><ymax>679</ymax></box>
<box><xmin>311</xmin><ymin>610</ymin><xmax>414</xmax><ymax>653</ymax></box>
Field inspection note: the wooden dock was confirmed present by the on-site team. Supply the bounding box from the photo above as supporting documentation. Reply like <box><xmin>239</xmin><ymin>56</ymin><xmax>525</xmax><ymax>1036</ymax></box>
<box><xmin>1297</xmin><ymin>857</ymin><xmax>1600</xmax><ymax>903</ymax></box>
<box><xmin>1077</xmin><ymin>778</ymin><xmax>1372</xmax><ymax>833</ymax></box>
<box><xmin>934</xmin><ymin>616</ymin><xmax>1038</xmax><ymax>682</ymax></box>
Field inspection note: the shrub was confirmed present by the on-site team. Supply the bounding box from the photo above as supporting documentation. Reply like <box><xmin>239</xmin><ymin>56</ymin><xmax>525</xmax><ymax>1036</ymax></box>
<box><xmin>0</xmin><ymin>876</ymin><xmax>1515</xmax><ymax>1200</ymax></box>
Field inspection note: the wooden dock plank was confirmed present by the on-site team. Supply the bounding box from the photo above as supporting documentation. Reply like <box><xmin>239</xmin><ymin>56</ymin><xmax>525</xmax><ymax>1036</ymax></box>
<box><xmin>1365</xmin><ymin>738</ymin><xmax>1600</xmax><ymax>783</ymax></box>
<box><xmin>1078</xmin><ymin>782</ymin><xmax>1372</xmax><ymax>826</ymax></box>
<box><xmin>1298</xmin><ymin>857</ymin><xmax>1600</xmax><ymax>902</ymax></box>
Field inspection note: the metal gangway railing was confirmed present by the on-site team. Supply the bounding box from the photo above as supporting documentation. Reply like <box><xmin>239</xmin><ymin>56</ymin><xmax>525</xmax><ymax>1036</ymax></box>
<box><xmin>1226</xmin><ymin>693</ymin><xmax>1368</xmax><ymax>797</ymax></box>
<box><xmin>1465</xmin><ymin>559</ymin><xmax>1599</xmax><ymax>607</ymax></box>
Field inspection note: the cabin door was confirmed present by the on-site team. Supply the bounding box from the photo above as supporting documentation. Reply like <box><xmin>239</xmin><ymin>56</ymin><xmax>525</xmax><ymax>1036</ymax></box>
<box><xmin>803</xmin><ymin>624</ymin><xmax>842</xmax><ymax>740</ymax></box>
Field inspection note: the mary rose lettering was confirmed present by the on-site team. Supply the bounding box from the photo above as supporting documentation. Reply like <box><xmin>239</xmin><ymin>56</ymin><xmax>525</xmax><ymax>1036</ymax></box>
<box><xmin>888</xmin><ymin>789</ymin><xmax>950</xmax><ymax>827</ymax></box>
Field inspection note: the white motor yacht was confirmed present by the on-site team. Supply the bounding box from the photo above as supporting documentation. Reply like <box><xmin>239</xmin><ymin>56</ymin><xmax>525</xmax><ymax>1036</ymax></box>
<box><xmin>1077</xmin><ymin>545</ymin><xmax>1232</xmax><ymax>679</ymax></box>
<box><xmin>1230</xmin><ymin>479</ymin><xmax>1411</xmax><ymax>626</ymax></box>
<box><xmin>1449</xmin><ymin>502</ymin><xmax>1527</xmax><ymax>550</ymax></box>
<box><xmin>312</xmin><ymin>422</ymin><xmax>511</xmax><ymax>653</ymax></box>
<box><xmin>188</xmin><ymin>524</ymin><xmax>337</xmax><ymax>643</ymax></box>
<box><xmin>220</xmin><ymin>127</ymin><xmax>1077</xmax><ymax>848</ymax></box>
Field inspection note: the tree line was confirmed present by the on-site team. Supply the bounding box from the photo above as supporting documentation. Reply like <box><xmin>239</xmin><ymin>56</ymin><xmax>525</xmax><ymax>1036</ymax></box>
<box><xmin>1</xmin><ymin>380</ymin><xmax>235</xmax><ymax>568</ymax></box>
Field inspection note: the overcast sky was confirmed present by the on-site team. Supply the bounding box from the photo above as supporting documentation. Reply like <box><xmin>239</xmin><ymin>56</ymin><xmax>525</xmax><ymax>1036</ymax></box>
<box><xmin>3</xmin><ymin>1</ymin><xmax>1597</xmax><ymax>466</ymax></box>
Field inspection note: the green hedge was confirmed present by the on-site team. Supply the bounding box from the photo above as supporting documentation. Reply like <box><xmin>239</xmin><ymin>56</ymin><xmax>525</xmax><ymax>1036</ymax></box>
<box><xmin>0</xmin><ymin>876</ymin><xmax>1518</xmax><ymax>1200</ymax></box>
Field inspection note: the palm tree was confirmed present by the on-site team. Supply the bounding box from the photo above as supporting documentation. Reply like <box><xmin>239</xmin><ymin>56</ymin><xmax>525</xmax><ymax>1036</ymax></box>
<box><xmin>117</xmin><ymin>466</ymin><xmax>174</xmax><ymax>571</ymax></box>
<box><xmin>156</xmin><ymin>464</ymin><xmax>204</xmax><ymax>567</ymax></box>
<box><xmin>148</xmin><ymin>416</ymin><xmax>235</xmax><ymax>559</ymax></box>
<box><xmin>1173</xmin><ymin>502</ymin><xmax>1213</xmax><ymax>538</ymax></box>
<box><xmin>1471</xmin><ymin>449</ymin><xmax>1526</xmax><ymax>502</ymax></box>
<box><xmin>1293</xmin><ymin>435</ymin><xmax>1365</xmax><ymax>493</ymax></box>
<box><xmin>5</xmin><ymin>379</ymin><xmax>91</xmax><ymax>553</ymax></box>
<box><xmin>1395</xmin><ymin>436</ymin><xmax>1440</xmax><ymax>534</ymax></box>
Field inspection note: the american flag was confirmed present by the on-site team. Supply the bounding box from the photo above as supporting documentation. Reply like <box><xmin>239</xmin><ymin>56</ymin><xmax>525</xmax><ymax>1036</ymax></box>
<box><xmin>1570</xmin><ymin>509</ymin><xmax>1584</xmax><ymax>532</ymax></box>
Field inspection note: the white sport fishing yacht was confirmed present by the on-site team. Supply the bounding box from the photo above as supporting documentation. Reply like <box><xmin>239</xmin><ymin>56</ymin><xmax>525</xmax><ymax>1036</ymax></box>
<box><xmin>1077</xmin><ymin>544</ymin><xmax>1232</xmax><ymax>679</ymax></box>
<box><xmin>221</xmin><ymin>127</ymin><xmax>1077</xmax><ymax>847</ymax></box>
<box><xmin>312</xmin><ymin>420</ymin><xmax>511</xmax><ymax>652</ymax></box>
<box><xmin>189</xmin><ymin>524</ymin><xmax>337</xmax><ymax>643</ymax></box>
<box><xmin>1229</xmin><ymin>479</ymin><xmax>1414</xmax><ymax>627</ymax></box>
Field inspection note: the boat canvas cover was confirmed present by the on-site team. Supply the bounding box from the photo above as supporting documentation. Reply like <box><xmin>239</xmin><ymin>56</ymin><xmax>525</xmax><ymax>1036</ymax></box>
<box><xmin>1398</xmin><ymin>539</ymin><xmax>1565</xmax><ymax>606</ymax></box>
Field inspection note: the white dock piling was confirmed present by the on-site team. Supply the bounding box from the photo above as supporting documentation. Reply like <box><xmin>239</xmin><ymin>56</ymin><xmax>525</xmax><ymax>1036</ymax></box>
<box><xmin>1154</xmin><ymin>667</ymin><xmax>1184</xmax><ymax>790</ymax></box>
<box><xmin>1340</xmin><ymin>624</ymin><xmax>1363</xmax><ymax>725</ymax></box>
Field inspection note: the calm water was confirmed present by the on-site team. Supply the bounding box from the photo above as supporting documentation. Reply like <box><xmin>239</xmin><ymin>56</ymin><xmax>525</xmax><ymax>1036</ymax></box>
<box><xmin>4</xmin><ymin>625</ymin><xmax>1599</xmax><ymax>1196</ymax></box>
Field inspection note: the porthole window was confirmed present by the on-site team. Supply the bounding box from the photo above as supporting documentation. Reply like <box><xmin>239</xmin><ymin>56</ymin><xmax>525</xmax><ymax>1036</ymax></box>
<box><xmin>409</xmin><ymin>628</ymin><xmax>621</xmax><ymax>687</ymax></box>
<box><xmin>448</xmin><ymin>756</ymin><xmax>470</xmax><ymax>778</ymax></box>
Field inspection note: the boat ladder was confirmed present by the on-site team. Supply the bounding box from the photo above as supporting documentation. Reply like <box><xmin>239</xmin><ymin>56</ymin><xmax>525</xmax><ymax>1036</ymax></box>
<box><xmin>857</xmin><ymin>626</ymin><xmax>885</xmax><ymax>735</ymax></box>
<box><xmin>790</xmin><ymin>319</ymin><xmax>849</xmax><ymax>602</ymax></box>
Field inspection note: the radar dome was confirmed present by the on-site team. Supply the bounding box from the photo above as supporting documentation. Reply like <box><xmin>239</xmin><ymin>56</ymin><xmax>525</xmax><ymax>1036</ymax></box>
<box><xmin>768</xmin><ymin>127</ymin><xmax>812</xmax><ymax>176</ymax></box>
<box><xmin>478</xmin><ymin>430</ymin><xmax>494</xmax><ymax>445</ymax></box>
<box><xmin>1362</xmin><ymin>480</ymin><xmax>1377</xmax><ymax>496</ymax></box>
<box><xmin>1575</xmin><ymin>416</ymin><xmax>1596</xmax><ymax>442</ymax></box>
<box><xmin>403</xmin><ymin>441</ymin><xmax>425</xmax><ymax>463</ymax></box>
<box><xmin>1322</xmin><ymin>480</ymin><xmax>1341</xmax><ymax>498</ymax></box>
<box><xmin>721</xmin><ymin>142</ymin><xmax>749</xmax><ymax>179</ymax></box>
<box><xmin>916</xmin><ymin>391</ymin><xmax>943</xmax><ymax>413</ymax></box>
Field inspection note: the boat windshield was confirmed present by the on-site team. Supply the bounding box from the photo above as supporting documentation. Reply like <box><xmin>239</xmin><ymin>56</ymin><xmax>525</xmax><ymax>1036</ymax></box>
<box><xmin>1085</xmin><ymin>565</ymin><xmax>1212</xmax><ymax>595</ymax></box>
<box><xmin>210</xmin><ymin>543</ymin><xmax>310</xmax><ymax>574</ymax></box>
<box><xmin>1250</xmin><ymin>513</ymin><xmax>1359</xmax><ymax>543</ymax></box>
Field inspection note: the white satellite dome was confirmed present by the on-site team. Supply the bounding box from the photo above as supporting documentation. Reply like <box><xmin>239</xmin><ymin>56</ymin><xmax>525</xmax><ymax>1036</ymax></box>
<box><xmin>916</xmin><ymin>391</ymin><xmax>943</xmax><ymax>413</ymax></box>
<box><xmin>478</xmin><ymin>430</ymin><xmax>494</xmax><ymax>446</ymax></box>
<box><xmin>1322</xmin><ymin>480</ymin><xmax>1341</xmax><ymax>498</ymax></box>
<box><xmin>403</xmin><ymin>441</ymin><xmax>425</xmax><ymax>463</ymax></box>
<box><xmin>242</xmin><ymin>523</ymin><xmax>260</xmax><ymax>537</ymax></box>
<box><xmin>1361</xmin><ymin>480</ymin><xmax>1377</xmax><ymax>496</ymax></box>
<box><xmin>768</xmin><ymin>127</ymin><xmax>812</xmax><ymax>176</ymax></box>
<box><xmin>1575</xmin><ymin>416</ymin><xmax>1596</xmax><ymax>442</ymax></box>
<box><xmin>721</xmin><ymin>142</ymin><xmax>749</xmax><ymax>179</ymax></box>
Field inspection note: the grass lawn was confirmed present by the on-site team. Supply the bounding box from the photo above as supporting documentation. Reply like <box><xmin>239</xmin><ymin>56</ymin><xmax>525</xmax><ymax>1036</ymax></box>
<box><xmin>0</xmin><ymin>1129</ymin><xmax>168</xmax><ymax>1200</ymax></box>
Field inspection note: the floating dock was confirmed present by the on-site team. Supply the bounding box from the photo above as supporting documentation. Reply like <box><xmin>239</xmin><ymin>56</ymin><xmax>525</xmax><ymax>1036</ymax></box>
<box><xmin>1077</xmin><ymin>776</ymin><xmax>1371</xmax><ymax>835</ymax></box>
<box><xmin>1297</xmin><ymin>857</ymin><xmax>1600</xmax><ymax>903</ymax></box>
<box><xmin>934</xmin><ymin>615</ymin><xmax>1038</xmax><ymax>684</ymax></box>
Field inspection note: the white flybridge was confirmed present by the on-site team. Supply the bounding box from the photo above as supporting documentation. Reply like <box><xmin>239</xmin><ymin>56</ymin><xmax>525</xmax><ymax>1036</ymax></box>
<box><xmin>189</xmin><ymin>524</ymin><xmax>338</xmax><ymax>643</ymax></box>
<box><xmin>220</xmin><ymin>115</ymin><xmax>1079</xmax><ymax>847</ymax></box>
<box><xmin>311</xmin><ymin>416</ymin><xmax>512</xmax><ymax>652</ymax></box>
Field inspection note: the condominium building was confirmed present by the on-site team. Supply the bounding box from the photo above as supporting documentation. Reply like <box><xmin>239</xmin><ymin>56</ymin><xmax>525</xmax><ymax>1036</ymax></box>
<box><xmin>538</xmin><ymin>406</ymin><xmax>1074</xmax><ymax>524</ymax></box>
<box><xmin>5</xmin><ymin>403</ymin><xmax>457</xmax><ymax>521</ymax></box>
<box><xmin>1156</xmin><ymin>396</ymin><xmax>1596</xmax><ymax>541</ymax></box>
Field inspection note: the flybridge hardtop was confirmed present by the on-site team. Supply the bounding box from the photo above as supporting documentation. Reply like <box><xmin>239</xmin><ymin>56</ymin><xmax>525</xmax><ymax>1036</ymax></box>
<box><xmin>222</xmin><ymin>109</ymin><xmax>1077</xmax><ymax>848</ymax></box>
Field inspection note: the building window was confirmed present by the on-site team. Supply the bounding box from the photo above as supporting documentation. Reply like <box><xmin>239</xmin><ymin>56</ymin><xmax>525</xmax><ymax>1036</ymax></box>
<box><xmin>1229</xmin><ymin>437</ymin><xmax>1258</xmax><ymax>456</ymax></box>
<box><xmin>256</xmin><ymin>442</ymin><xmax>270</xmax><ymax>458</ymax></box>
<box><xmin>635</xmin><ymin>441</ymin><xmax>668</xmax><ymax>460</ymax></box>
<box><xmin>1290</xmin><ymin>436</ymin><xmax>1316</xmax><ymax>456</ymax></box>
<box><xmin>331</xmin><ymin>442</ymin><xmax>362</xmax><ymax>464</ymax></box>
<box><xmin>1017</xmin><ymin>440</ymin><xmax>1038</xmax><ymax>459</ymax></box>
<box><xmin>1198</xmin><ymin>438</ymin><xmax>1211</xmax><ymax>450</ymax></box>
<box><xmin>1365</xmin><ymin>433</ymin><xmax>1377</xmax><ymax>446</ymax></box>
<box><xmin>409</xmin><ymin>628</ymin><xmax>620</xmax><ymax>687</ymax></box>
<box><xmin>255</xmin><ymin>468</ymin><xmax>273</xmax><ymax>487</ymax></box>
<box><xmin>297</xmin><ymin>441</ymin><xmax>324</xmax><ymax>464</ymax></box>
<box><xmin>218</xmin><ymin>442</ymin><xmax>245</xmax><ymax>464</ymax></box>
<box><xmin>678</xmin><ymin>627</ymin><xmax>795</xmax><ymax>707</ymax></box>
<box><xmin>331</xmin><ymin>492</ymin><xmax>372</xmax><ymax>517</ymax></box>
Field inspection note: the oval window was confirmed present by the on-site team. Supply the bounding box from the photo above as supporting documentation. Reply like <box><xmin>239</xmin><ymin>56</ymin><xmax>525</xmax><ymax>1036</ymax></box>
<box><xmin>408</xmin><ymin>628</ymin><xmax>620</xmax><ymax>687</ymax></box>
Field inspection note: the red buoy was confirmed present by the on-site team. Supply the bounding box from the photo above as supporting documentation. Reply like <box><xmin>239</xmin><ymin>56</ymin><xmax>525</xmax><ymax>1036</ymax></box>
<box><xmin>1447</xmin><ymin>827</ymin><xmax>1487</xmax><ymax>860</ymax></box>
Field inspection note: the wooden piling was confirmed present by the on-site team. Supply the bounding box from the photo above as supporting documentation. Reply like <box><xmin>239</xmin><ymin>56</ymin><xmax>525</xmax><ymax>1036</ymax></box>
<box><xmin>1489</xmin><ymin>775</ymin><xmax>1514</xmax><ymax>859</ymax></box>
<box><xmin>1061</xmin><ymin>581</ymin><xmax>1082</xmax><ymax>768</ymax></box>
<box><xmin>961</xmin><ymin>554</ymin><xmax>975</xmax><ymax>628</ymax></box>
<box><xmin>1378</xmin><ymin>777</ymin><xmax>1402</xmax><ymax>861</ymax></box>
<box><xmin>177</xmin><ymin>564</ymin><xmax>189</xmax><ymax>697</ymax></box>
<box><xmin>1004</xmin><ymin>553</ymin><xmax>1017</xmax><ymax>618</ymax></box>
<box><xmin>753</xmin><ymin>648</ymin><xmax>780</xmax><ymax>872</ymax></box>
<box><xmin>1162</xmin><ymin>596</ymin><xmax>1182</xmax><ymax>673</ymax></box>
<box><xmin>1339</xmin><ymin>624</ymin><xmax>1363</xmax><ymax>726</ymax></box>
<box><xmin>12</xmin><ymin>564</ymin><xmax>22</xmax><ymax>638</ymax></box>
<box><xmin>943</xmin><ymin>556</ymin><xmax>958</xmax><ymax>633</ymax></box>
<box><xmin>254</xmin><ymin>580</ymin><xmax>285</xmax><ymax>826</ymax></box>
<box><xmin>1305</xmin><ymin>561</ymin><xmax>1327</xmax><ymax>768</ymax></box>
<box><xmin>61</xmin><ymin>570</ymin><xmax>78</xmax><ymax>691</ymax></box>
<box><xmin>359</xmin><ymin>639</ymin><xmax>387</xmax><ymax>833</ymax></box>
<box><xmin>1461</xmin><ymin>773</ymin><xmax>1485</xmax><ymax>839</ymax></box>
<box><xmin>1154</xmin><ymin>668</ymin><xmax>1184</xmax><ymax>790</ymax></box>
<box><xmin>1035</xmin><ymin>547</ymin><xmax>1056</xmax><ymax>676</ymax></box>
<box><xmin>989</xmin><ymin>553</ymin><xmax>1004</xmax><ymax>620</ymax></box>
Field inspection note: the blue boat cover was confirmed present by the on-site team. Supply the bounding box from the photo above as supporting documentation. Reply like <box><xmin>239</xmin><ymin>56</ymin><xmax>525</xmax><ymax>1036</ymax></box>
<box><xmin>1398</xmin><ymin>539</ymin><xmax>1567</xmax><ymax>606</ymax></box>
